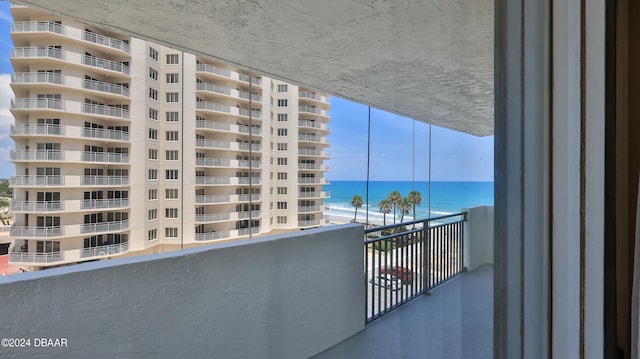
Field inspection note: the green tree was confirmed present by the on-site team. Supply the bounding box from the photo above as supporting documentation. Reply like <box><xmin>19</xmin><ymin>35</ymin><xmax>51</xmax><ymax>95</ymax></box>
<box><xmin>397</xmin><ymin>197</ymin><xmax>411</xmax><ymax>223</ymax></box>
<box><xmin>407</xmin><ymin>190</ymin><xmax>423</xmax><ymax>225</ymax></box>
<box><xmin>0</xmin><ymin>180</ymin><xmax>12</xmax><ymax>198</ymax></box>
<box><xmin>387</xmin><ymin>190</ymin><xmax>402</xmax><ymax>224</ymax></box>
<box><xmin>351</xmin><ymin>195</ymin><xmax>363</xmax><ymax>222</ymax></box>
<box><xmin>378</xmin><ymin>199</ymin><xmax>392</xmax><ymax>226</ymax></box>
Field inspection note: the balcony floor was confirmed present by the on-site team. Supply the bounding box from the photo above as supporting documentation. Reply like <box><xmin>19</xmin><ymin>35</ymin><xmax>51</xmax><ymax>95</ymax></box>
<box><xmin>312</xmin><ymin>264</ymin><xmax>493</xmax><ymax>359</ymax></box>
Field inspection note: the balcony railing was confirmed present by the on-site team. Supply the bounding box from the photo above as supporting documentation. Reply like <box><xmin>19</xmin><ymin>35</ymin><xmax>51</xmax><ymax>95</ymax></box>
<box><xmin>298</xmin><ymin>219</ymin><xmax>324</xmax><ymax>227</ymax></box>
<box><xmin>364</xmin><ymin>213</ymin><xmax>466</xmax><ymax>323</ymax></box>
<box><xmin>11</xmin><ymin>47</ymin><xmax>64</xmax><ymax>60</ymax></box>
<box><xmin>195</xmin><ymin>231</ymin><xmax>231</xmax><ymax>241</ymax></box>
<box><xmin>298</xmin><ymin>163</ymin><xmax>329</xmax><ymax>171</ymax></box>
<box><xmin>10</xmin><ymin>201</ymin><xmax>63</xmax><ymax>212</ymax></box>
<box><xmin>196</xmin><ymin>101</ymin><xmax>230</xmax><ymax>113</ymax></box>
<box><xmin>12</xmin><ymin>21</ymin><xmax>64</xmax><ymax>35</ymax></box>
<box><xmin>83</xmin><ymin>79</ymin><xmax>130</xmax><ymax>97</ymax></box>
<box><xmin>10</xmin><ymin>225</ymin><xmax>63</xmax><ymax>238</ymax></box>
<box><xmin>195</xmin><ymin>139</ymin><xmax>261</xmax><ymax>151</ymax></box>
<box><xmin>195</xmin><ymin>213</ymin><xmax>231</xmax><ymax>223</ymax></box>
<box><xmin>238</xmin><ymin>73</ymin><xmax>262</xmax><ymax>85</ymax></box>
<box><xmin>12</xmin><ymin>72</ymin><xmax>63</xmax><ymax>85</ymax></box>
<box><xmin>299</xmin><ymin>191</ymin><xmax>330</xmax><ymax>198</ymax></box>
<box><xmin>11</xmin><ymin>124</ymin><xmax>64</xmax><ymax>136</ymax></box>
<box><xmin>9</xmin><ymin>251</ymin><xmax>63</xmax><ymax>264</ymax></box>
<box><xmin>10</xmin><ymin>149</ymin><xmax>63</xmax><ymax>161</ymax></box>
<box><xmin>82</xmin><ymin>151</ymin><xmax>129</xmax><ymax>163</ymax></box>
<box><xmin>81</xmin><ymin>242</ymin><xmax>129</xmax><ymax>258</ymax></box>
<box><xmin>81</xmin><ymin>220</ymin><xmax>129</xmax><ymax>234</ymax></box>
<box><xmin>298</xmin><ymin>205</ymin><xmax>327</xmax><ymax>213</ymax></box>
<box><xmin>195</xmin><ymin>176</ymin><xmax>261</xmax><ymax>185</ymax></box>
<box><xmin>82</xmin><ymin>103</ymin><xmax>129</xmax><ymax>119</ymax></box>
<box><xmin>238</xmin><ymin>90</ymin><xmax>262</xmax><ymax>102</ymax></box>
<box><xmin>82</xmin><ymin>176</ymin><xmax>129</xmax><ymax>186</ymax></box>
<box><xmin>297</xmin><ymin>177</ymin><xmax>329</xmax><ymax>184</ymax></box>
<box><xmin>196</xmin><ymin>81</ymin><xmax>231</xmax><ymax>96</ymax></box>
<box><xmin>81</xmin><ymin>198</ymin><xmax>129</xmax><ymax>210</ymax></box>
<box><xmin>11</xmin><ymin>98</ymin><xmax>63</xmax><ymax>110</ymax></box>
<box><xmin>298</xmin><ymin>148</ymin><xmax>328</xmax><ymax>157</ymax></box>
<box><xmin>299</xmin><ymin>91</ymin><xmax>323</xmax><ymax>101</ymax></box>
<box><xmin>237</xmin><ymin>107</ymin><xmax>262</xmax><ymax>119</ymax></box>
<box><xmin>196</xmin><ymin>63</ymin><xmax>232</xmax><ymax>77</ymax></box>
<box><xmin>82</xmin><ymin>31</ymin><xmax>130</xmax><ymax>53</ymax></box>
<box><xmin>10</xmin><ymin>175</ymin><xmax>63</xmax><ymax>187</ymax></box>
<box><xmin>83</xmin><ymin>55</ymin><xmax>129</xmax><ymax>75</ymax></box>
<box><xmin>82</xmin><ymin>127</ymin><xmax>130</xmax><ymax>141</ymax></box>
<box><xmin>299</xmin><ymin>105</ymin><xmax>322</xmax><ymax>114</ymax></box>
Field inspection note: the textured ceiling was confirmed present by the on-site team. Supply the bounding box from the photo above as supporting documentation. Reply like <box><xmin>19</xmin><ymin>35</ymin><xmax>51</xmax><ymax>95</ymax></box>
<box><xmin>15</xmin><ymin>0</ymin><xmax>494</xmax><ymax>136</ymax></box>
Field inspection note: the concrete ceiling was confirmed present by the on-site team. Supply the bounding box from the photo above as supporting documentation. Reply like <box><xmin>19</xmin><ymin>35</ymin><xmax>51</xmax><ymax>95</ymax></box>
<box><xmin>15</xmin><ymin>0</ymin><xmax>494</xmax><ymax>136</ymax></box>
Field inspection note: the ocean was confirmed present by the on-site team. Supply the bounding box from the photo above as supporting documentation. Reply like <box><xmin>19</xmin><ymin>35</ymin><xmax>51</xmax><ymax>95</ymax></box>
<box><xmin>323</xmin><ymin>181</ymin><xmax>494</xmax><ymax>224</ymax></box>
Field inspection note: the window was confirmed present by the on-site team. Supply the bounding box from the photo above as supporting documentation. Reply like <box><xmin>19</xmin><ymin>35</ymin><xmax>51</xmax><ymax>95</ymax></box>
<box><xmin>166</xmin><ymin>73</ymin><xmax>179</xmax><ymax>83</ymax></box>
<box><xmin>277</xmin><ymin>158</ymin><xmax>288</xmax><ymax>165</ymax></box>
<box><xmin>149</xmin><ymin>108</ymin><xmax>158</xmax><ymax>121</ymax></box>
<box><xmin>277</xmin><ymin>143</ymin><xmax>288</xmax><ymax>151</ymax></box>
<box><xmin>277</xmin><ymin>172</ymin><xmax>287</xmax><ymax>180</ymax></box>
<box><xmin>166</xmin><ymin>111</ymin><xmax>179</xmax><ymax>122</ymax></box>
<box><xmin>166</xmin><ymin>92</ymin><xmax>179</xmax><ymax>103</ymax></box>
<box><xmin>148</xmin><ymin>128</ymin><xmax>158</xmax><ymax>140</ymax></box>
<box><xmin>277</xmin><ymin>187</ymin><xmax>287</xmax><ymax>195</ymax></box>
<box><xmin>277</xmin><ymin>84</ymin><xmax>288</xmax><ymax>92</ymax></box>
<box><xmin>277</xmin><ymin>99</ymin><xmax>288</xmax><ymax>107</ymax></box>
<box><xmin>148</xmin><ymin>209</ymin><xmax>157</xmax><ymax>221</ymax></box>
<box><xmin>148</xmin><ymin>169</ymin><xmax>158</xmax><ymax>180</ymax></box>
<box><xmin>277</xmin><ymin>202</ymin><xmax>287</xmax><ymax>210</ymax></box>
<box><xmin>165</xmin><ymin>208</ymin><xmax>178</xmax><ymax>219</ymax></box>
<box><xmin>166</xmin><ymin>131</ymin><xmax>179</xmax><ymax>141</ymax></box>
<box><xmin>148</xmin><ymin>189</ymin><xmax>157</xmax><ymax>200</ymax></box>
<box><xmin>149</xmin><ymin>88</ymin><xmax>158</xmax><ymax>101</ymax></box>
<box><xmin>165</xmin><ymin>227</ymin><xmax>178</xmax><ymax>238</ymax></box>
<box><xmin>148</xmin><ymin>229</ymin><xmax>157</xmax><ymax>241</ymax></box>
<box><xmin>277</xmin><ymin>128</ymin><xmax>288</xmax><ymax>136</ymax></box>
<box><xmin>149</xmin><ymin>67</ymin><xmax>158</xmax><ymax>81</ymax></box>
<box><xmin>166</xmin><ymin>150</ymin><xmax>179</xmax><ymax>161</ymax></box>
<box><xmin>148</xmin><ymin>149</ymin><xmax>158</xmax><ymax>160</ymax></box>
<box><xmin>277</xmin><ymin>114</ymin><xmax>288</xmax><ymax>121</ymax></box>
<box><xmin>277</xmin><ymin>216</ymin><xmax>287</xmax><ymax>224</ymax></box>
<box><xmin>165</xmin><ymin>170</ymin><xmax>179</xmax><ymax>180</ymax></box>
<box><xmin>166</xmin><ymin>54</ymin><xmax>179</xmax><ymax>64</ymax></box>
<box><xmin>149</xmin><ymin>47</ymin><xmax>158</xmax><ymax>61</ymax></box>
<box><xmin>165</xmin><ymin>189</ymin><xmax>178</xmax><ymax>199</ymax></box>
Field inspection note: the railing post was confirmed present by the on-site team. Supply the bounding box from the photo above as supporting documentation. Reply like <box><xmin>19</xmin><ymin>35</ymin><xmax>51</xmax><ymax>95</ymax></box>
<box><xmin>422</xmin><ymin>218</ymin><xmax>429</xmax><ymax>294</ymax></box>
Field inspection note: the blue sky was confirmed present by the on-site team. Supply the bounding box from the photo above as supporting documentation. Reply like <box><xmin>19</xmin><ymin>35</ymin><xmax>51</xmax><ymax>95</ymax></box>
<box><xmin>0</xmin><ymin>2</ymin><xmax>493</xmax><ymax>181</ymax></box>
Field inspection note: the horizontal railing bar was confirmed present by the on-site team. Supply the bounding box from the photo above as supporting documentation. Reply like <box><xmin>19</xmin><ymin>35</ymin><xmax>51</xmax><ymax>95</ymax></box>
<box><xmin>364</xmin><ymin>212</ymin><xmax>466</xmax><ymax>234</ymax></box>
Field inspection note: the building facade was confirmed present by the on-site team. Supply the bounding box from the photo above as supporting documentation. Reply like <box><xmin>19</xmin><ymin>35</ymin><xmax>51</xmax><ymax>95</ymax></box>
<box><xmin>7</xmin><ymin>6</ymin><xmax>330</xmax><ymax>268</ymax></box>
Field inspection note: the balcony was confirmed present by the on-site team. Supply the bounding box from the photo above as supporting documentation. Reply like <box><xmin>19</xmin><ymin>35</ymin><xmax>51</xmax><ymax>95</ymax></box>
<box><xmin>10</xmin><ymin>225</ymin><xmax>63</xmax><ymax>238</ymax></box>
<box><xmin>82</xmin><ymin>31</ymin><xmax>130</xmax><ymax>54</ymax></box>
<box><xmin>195</xmin><ymin>176</ymin><xmax>261</xmax><ymax>186</ymax></box>
<box><xmin>83</xmin><ymin>103</ymin><xmax>129</xmax><ymax>119</ymax></box>
<box><xmin>9</xmin><ymin>199</ymin><xmax>128</xmax><ymax>213</ymax></box>
<box><xmin>298</xmin><ymin>148</ymin><xmax>329</xmax><ymax>157</ymax></box>
<box><xmin>298</xmin><ymin>163</ymin><xmax>330</xmax><ymax>171</ymax></box>
<box><xmin>195</xmin><ymin>194</ymin><xmax>261</xmax><ymax>204</ymax></box>
<box><xmin>81</xmin><ymin>176</ymin><xmax>129</xmax><ymax>187</ymax></box>
<box><xmin>299</xmin><ymin>133</ymin><xmax>329</xmax><ymax>144</ymax></box>
<box><xmin>12</xmin><ymin>71</ymin><xmax>63</xmax><ymax>85</ymax></box>
<box><xmin>9</xmin><ymin>175</ymin><xmax>63</xmax><ymax>187</ymax></box>
<box><xmin>299</xmin><ymin>191</ymin><xmax>330</xmax><ymax>198</ymax></box>
<box><xmin>299</xmin><ymin>105</ymin><xmax>329</xmax><ymax>117</ymax></box>
<box><xmin>298</xmin><ymin>177</ymin><xmax>330</xmax><ymax>185</ymax></box>
<box><xmin>82</xmin><ymin>127</ymin><xmax>130</xmax><ymax>141</ymax></box>
<box><xmin>0</xmin><ymin>207</ymin><xmax>493</xmax><ymax>358</ymax></box>
<box><xmin>298</xmin><ymin>219</ymin><xmax>326</xmax><ymax>227</ymax></box>
<box><xmin>10</xmin><ymin>201</ymin><xmax>63</xmax><ymax>213</ymax></box>
<box><xmin>299</xmin><ymin>205</ymin><xmax>328</xmax><ymax>213</ymax></box>
<box><xmin>195</xmin><ymin>211</ymin><xmax>260</xmax><ymax>223</ymax></box>
<box><xmin>81</xmin><ymin>198</ymin><xmax>130</xmax><ymax>210</ymax></box>
<box><xmin>196</xmin><ymin>63</ymin><xmax>261</xmax><ymax>85</ymax></box>
<box><xmin>82</xmin><ymin>55</ymin><xmax>129</xmax><ymax>75</ymax></box>
<box><xmin>83</xmin><ymin>79</ymin><xmax>130</xmax><ymax>97</ymax></box>
<box><xmin>81</xmin><ymin>220</ymin><xmax>129</xmax><ymax>234</ymax></box>
<box><xmin>195</xmin><ymin>119</ymin><xmax>261</xmax><ymax>135</ymax></box>
<box><xmin>9</xmin><ymin>242</ymin><xmax>129</xmax><ymax>266</ymax></box>
<box><xmin>195</xmin><ymin>139</ymin><xmax>261</xmax><ymax>152</ymax></box>
<box><xmin>12</xmin><ymin>21</ymin><xmax>64</xmax><ymax>35</ymax></box>
<box><xmin>11</xmin><ymin>124</ymin><xmax>64</xmax><ymax>137</ymax></box>
<box><xmin>11</xmin><ymin>98</ymin><xmax>63</xmax><ymax>111</ymax></box>
<box><xmin>10</xmin><ymin>149</ymin><xmax>63</xmax><ymax>162</ymax></box>
<box><xmin>82</xmin><ymin>151</ymin><xmax>129</xmax><ymax>164</ymax></box>
<box><xmin>299</xmin><ymin>119</ymin><xmax>330</xmax><ymax>131</ymax></box>
<box><xmin>196</xmin><ymin>101</ymin><xmax>261</xmax><ymax>119</ymax></box>
<box><xmin>11</xmin><ymin>46</ymin><xmax>64</xmax><ymax>60</ymax></box>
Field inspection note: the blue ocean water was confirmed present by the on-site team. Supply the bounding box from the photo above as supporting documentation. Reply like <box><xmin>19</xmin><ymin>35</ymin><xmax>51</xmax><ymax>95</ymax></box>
<box><xmin>323</xmin><ymin>181</ymin><xmax>494</xmax><ymax>224</ymax></box>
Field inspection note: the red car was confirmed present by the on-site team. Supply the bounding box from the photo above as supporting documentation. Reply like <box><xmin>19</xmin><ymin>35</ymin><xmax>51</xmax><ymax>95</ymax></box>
<box><xmin>380</xmin><ymin>266</ymin><xmax>414</xmax><ymax>285</ymax></box>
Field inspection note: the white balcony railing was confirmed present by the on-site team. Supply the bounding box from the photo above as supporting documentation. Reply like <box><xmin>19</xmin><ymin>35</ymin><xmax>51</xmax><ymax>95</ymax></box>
<box><xmin>83</xmin><ymin>79</ymin><xmax>130</xmax><ymax>97</ymax></box>
<box><xmin>298</xmin><ymin>205</ymin><xmax>326</xmax><ymax>213</ymax></box>
<box><xmin>195</xmin><ymin>213</ymin><xmax>231</xmax><ymax>223</ymax></box>
<box><xmin>298</xmin><ymin>148</ymin><xmax>328</xmax><ymax>157</ymax></box>
<box><xmin>81</xmin><ymin>198</ymin><xmax>129</xmax><ymax>210</ymax></box>
<box><xmin>80</xmin><ymin>242</ymin><xmax>129</xmax><ymax>258</ymax></box>
<box><xmin>82</xmin><ymin>31</ymin><xmax>130</xmax><ymax>53</ymax></box>
<box><xmin>299</xmin><ymin>91</ymin><xmax>323</xmax><ymax>101</ymax></box>
<box><xmin>12</xmin><ymin>72</ymin><xmax>63</xmax><ymax>85</ymax></box>
<box><xmin>195</xmin><ymin>194</ymin><xmax>260</xmax><ymax>204</ymax></box>
<box><xmin>196</xmin><ymin>81</ymin><xmax>231</xmax><ymax>96</ymax></box>
<box><xmin>10</xmin><ymin>225</ymin><xmax>63</xmax><ymax>238</ymax></box>
<box><xmin>10</xmin><ymin>149</ymin><xmax>63</xmax><ymax>161</ymax></box>
<box><xmin>299</xmin><ymin>191</ymin><xmax>330</xmax><ymax>198</ymax></box>
<box><xmin>82</xmin><ymin>176</ymin><xmax>129</xmax><ymax>186</ymax></box>
<box><xmin>82</xmin><ymin>127</ymin><xmax>130</xmax><ymax>141</ymax></box>
<box><xmin>298</xmin><ymin>219</ymin><xmax>323</xmax><ymax>227</ymax></box>
<box><xmin>9</xmin><ymin>242</ymin><xmax>130</xmax><ymax>265</ymax></box>
<box><xmin>11</xmin><ymin>47</ymin><xmax>64</xmax><ymax>60</ymax></box>
<box><xmin>299</xmin><ymin>105</ymin><xmax>322</xmax><ymax>114</ymax></box>
<box><xmin>195</xmin><ymin>119</ymin><xmax>262</xmax><ymax>135</ymax></box>
<box><xmin>196</xmin><ymin>101</ymin><xmax>230</xmax><ymax>113</ymax></box>
<box><xmin>11</xmin><ymin>124</ymin><xmax>64</xmax><ymax>136</ymax></box>
<box><xmin>83</xmin><ymin>55</ymin><xmax>129</xmax><ymax>75</ymax></box>
<box><xmin>298</xmin><ymin>163</ymin><xmax>329</xmax><ymax>171</ymax></box>
<box><xmin>82</xmin><ymin>103</ymin><xmax>129</xmax><ymax>119</ymax></box>
<box><xmin>11</xmin><ymin>98</ymin><xmax>63</xmax><ymax>110</ymax></box>
<box><xmin>10</xmin><ymin>175</ymin><xmax>63</xmax><ymax>187</ymax></box>
<box><xmin>82</xmin><ymin>152</ymin><xmax>129</xmax><ymax>163</ymax></box>
<box><xmin>9</xmin><ymin>251</ymin><xmax>63</xmax><ymax>264</ymax></box>
<box><xmin>194</xmin><ymin>231</ymin><xmax>231</xmax><ymax>241</ymax></box>
<box><xmin>196</xmin><ymin>63</ymin><xmax>232</xmax><ymax>77</ymax></box>
<box><xmin>298</xmin><ymin>119</ymin><xmax>328</xmax><ymax>130</ymax></box>
<box><xmin>195</xmin><ymin>176</ymin><xmax>261</xmax><ymax>186</ymax></box>
<box><xmin>12</xmin><ymin>21</ymin><xmax>64</xmax><ymax>35</ymax></box>
<box><xmin>237</xmin><ymin>227</ymin><xmax>261</xmax><ymax>236</ymax></box>
<box><xmin>298</xmin><ymin>134</ymin><xmax>329</xmax><ymax>144</ymax></box>
<box><xmin>237</xmin><ymin>107</ymin><xmax>262</xmax><ymax>119</ymax></box>
<box><xmin>195</xmin><ymin>139</ymin><xmax>261</xmax><ymax>152</ymax></box>
<box><xmin>10</xmin><ymin>201</ymin><xmax>63</xmax><ymax>212</ymax></box>
<box><xmin>81</xmin><ymin>220</ymin><xmax>129</xmax><ymax>234</ymax></box>
<box><xmin>298</xmin><ymin>177</ymin><xmax>330</xmax><ymax>184</ymax></box>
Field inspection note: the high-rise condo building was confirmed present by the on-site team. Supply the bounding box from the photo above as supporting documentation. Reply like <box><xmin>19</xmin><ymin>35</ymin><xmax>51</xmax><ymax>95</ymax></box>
<box><xmin>7</xmin><ymin>6</ymin><xmax>331</xmax><ymax>269</ymax></box>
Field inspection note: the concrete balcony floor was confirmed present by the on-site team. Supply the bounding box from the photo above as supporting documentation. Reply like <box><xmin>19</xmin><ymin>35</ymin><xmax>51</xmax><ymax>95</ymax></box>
<box><xmin>313</xmin><ymin>264</ymin><xmax>493</xmax><ymax>359</ymax></box>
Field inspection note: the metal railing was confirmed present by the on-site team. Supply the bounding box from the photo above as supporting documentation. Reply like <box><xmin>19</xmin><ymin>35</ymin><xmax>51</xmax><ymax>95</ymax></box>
<box><xmin>83</xmin><ymin>55</ymin><xmax>129</xmax><ymax>75</ymax></box>
<box><xmin>10</xmin><ymin>175</ymin><xmax>63</xmax><ymax>187</ymax></box>
<box><xmin>10</xmin><ymin>149</ymin><xmax>63</xmax><ymax>161</ymax></box>
<box><xmin>83</xmin><ymin>79</ymin><xmax>130</xmax><ymax>97</ymax></box>
<box><xmin>9</xmin><ymin>251</ymin><xmax>63</xmax><ymax>264</ymax></box>
<box><xmin>82</xmin><ymin>151</ymin><xmax>129</xmax><ymax>163</ymax></box>
<box><xmin>83</xmin><ymin>103</ymin><xmax>129</xmax><ymax>119</ymax></box>
<box><xmin>82</xmin><ymin>127</ymin><xmax>129</xmax><ymax>141</ymax></box>
<box><xmin>11</xmin><ymin>124</ymin><xmax>64</xmax><ymax>136</ymax></box>
<box><xmin>196</xmin><ymin>63</ymin><xmax>232</xmax><ymax>77</ymax></box>
<box><xmin>11</xmin><ymin>47</ymin><xmax>64</xmax><ymax>60</ymax></box>
<box><xmin>238</xmin><ymin>73</ymin><xmax>262</xmax><ymax>85</ymax></box>
<box><xmin>12</xmin><ymin>21</ymin><xmax>64</xmax><ymax>35</ymax></box>
<box><xmin>238</xmin><ymin>227</ymin><xmax>260</xmax><ymax>236</ymax></box>
<box><xmin>196</xmin><ymin>101</ymin><xmax>230</xmax><ymax>113</ymax></box>
<box><xmin>364</xmin><ymin>213</ymin><xmax>466</xmax><ymax>324</ymax></box>
<box><xmin>237</xmin><ymin>107</ymin><xmax>262</xmax><ymax>119</ymax></box>
<box><xmin>82</xmin><ymin>176</ymin><xmax>129</xmax><ymax>186</ymax></box>
<box><xmin>13</xmin><ymin>72</ymin><xmax>63</xmax><ymax>85</ymax></box>
<box><xmin>81</xmin><ymin>198</ymin><xmax>129</xmax><ymax>210</ymax></box>
<box><xmin>82</xmin><ymin>31</ymin><xmax>130</xmax><ymax>53</ymax></box>
<box><xmin>299</xmin><ymin>91</ymin><xmax>323</xmax><ymax>101</ymax></box>
<box><xmin>195</xmin><ymin>231</ymin><xmax>230</xmax><ymax>241</ymax></box>
<box><xmin>81</xmin><ymin>220</ymin><xmax>129</xmax><ymax>234</ymax></box>
<box><xmin>299</xmin><ymin>105</ymin><xmax>322</xmax><ymax>114</ymax></box>
<box><xmin>11</xmin><ymin>98</ymin><xmax>63</xmax><ymax>110</ymax></box>
<box><xmin>81</xmin><ymin>241</ymin><xmax>129</xmax><ymax>258</ymax></box>
<box><xmin>298</xmin><ymin>163</ymin><xmax>329</xmax><ymax>171</ymax></box>
<box><xmin>196</xmin><ymin>81</ymin><xmax>231</xmax><ymax>96</ymax></box>
<box><xmin>10</xmin><ymin>201</ymin><xmax>63</xmax><ymax>212</ymax></box>
<box><xmin>10</xmin><ymin>225</ymin><xmax>63</xmax><ymax>238</ymax></box>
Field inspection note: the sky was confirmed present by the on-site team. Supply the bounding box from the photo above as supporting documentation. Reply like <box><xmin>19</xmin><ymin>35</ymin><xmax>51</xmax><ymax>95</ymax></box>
<box><xmin>0</xmin><ymin>2</ymin><xmax>494</xmax><ymax>182</ymax></box>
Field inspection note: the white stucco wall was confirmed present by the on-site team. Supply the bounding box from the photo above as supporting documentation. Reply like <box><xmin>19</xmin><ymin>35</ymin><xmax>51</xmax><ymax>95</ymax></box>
<box><xmin>463</xmin><ymin>206</ymin><xmax>494</xmax><ymax>271</ymax></box>
<box><xmin>0</xmin><ymin>224</ymin><xmax>365</xmax><ymax>359</ymax></box>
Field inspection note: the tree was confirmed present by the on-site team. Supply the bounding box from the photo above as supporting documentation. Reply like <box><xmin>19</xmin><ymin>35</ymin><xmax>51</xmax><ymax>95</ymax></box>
<box><xmin>351</xmin><ymin>194</ymin><xmax>363</xmax><ymax>222</ymax></box>
<box><xmin>0</xmin><ymin>180</ymin><xmax>12</xmax><ymax>198</ymax></box>
<box><xmin>378</xmin><ymin>199</ymin><xmax>392</xmax><ymax>226</ymax></box>
<box><xmin>387</xmin><ymin>190</ymin><xmax>402</xmax><ymax>224</ymax></box>
<box><xmin>407</xmin><ymin>190</ymin><xmax>423</xmax><ymax>225</ymax></box>
<box><xmin>397</xmin><ymin>197</ymin><xmax>411</xmax><ymax>223</ymax></box>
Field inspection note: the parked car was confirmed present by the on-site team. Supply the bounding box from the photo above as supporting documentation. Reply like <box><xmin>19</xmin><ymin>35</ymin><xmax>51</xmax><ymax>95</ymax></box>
<box><xmin>369</xmin><ymin>274</ymin><xmax>402</xmax><ymax>291</ymax></box>
<box><xmin>380</xmin><ymin>266</ymin><xmax>414</xmax><ymax>285</ymax></box>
